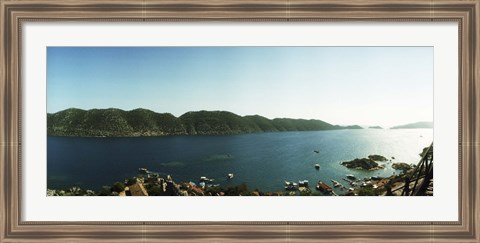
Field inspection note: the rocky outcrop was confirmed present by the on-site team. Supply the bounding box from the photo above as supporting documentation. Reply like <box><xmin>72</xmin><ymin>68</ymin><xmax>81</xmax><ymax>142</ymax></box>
<box><xmin>341</xmin><ymin>157</ymin><xmax>384</xmax><ymax>170</ymax></box>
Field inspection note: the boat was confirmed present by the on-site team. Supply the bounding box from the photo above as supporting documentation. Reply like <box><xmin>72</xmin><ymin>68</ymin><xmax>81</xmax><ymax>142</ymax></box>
<box><xmin>346</xmin><ymin>174</ymin><xmax>356</xmax><ymax>180</ymax></box>
<box><xmin>370</xmin><ymin>176</ymin><xmax>383</xmax><ymax>180</ymax></box>
<box><xmin>227</xmin><ymin>173</ymin><xmax>234</xmax><ymax>179</ymax></box>
<box><xmin>298</xmin><ymin>180</ymin><xmax>309</xmax><ymax>187</ymax></box>
<box><xmin>138</xmin><ymin>168</ymin><xmax>148</xmax><ymax>173</ymax></box>
<box><xmin>200</xmin><ymin>176</ymin><xmax>214</xmax><ymax>183</ymax></box>
<box><xmin>315</xmin><ymin>164</ymin><xmax>320</xmax><ymax>170</ymax></box>
<box><xmin>284</xmin><ymin>181</ymin><xmax>299</xmax><ymax>191</ymax></box>
<box><xmin>285</xmin><ymin>185</ymin><xmax>297</xmax><ymax>191</ymax></box>
<box><xmin>316</xmin><ymin>181</ymin><xmax>333</xmax><ymax>193</ymax></box>
<box><xmin>313</xmin><ymin>150</ymin><xmax>320</xmax><ymax>154</ymax></box>
<box><xmin>331</xmin><ymin>179</ymin><xmax>342</xmax><ymax>187</ymax></box>
<box><xmin>285</xmin><ymin>181</ymin><xmax>298</xmax><ymax>187</ymax></box>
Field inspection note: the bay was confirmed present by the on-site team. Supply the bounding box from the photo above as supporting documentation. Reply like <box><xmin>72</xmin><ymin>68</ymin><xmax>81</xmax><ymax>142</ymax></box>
<box><xmin>47</xmin><ymin>129</ymin><xmax>433</xmax><ymax>194</ymax></box>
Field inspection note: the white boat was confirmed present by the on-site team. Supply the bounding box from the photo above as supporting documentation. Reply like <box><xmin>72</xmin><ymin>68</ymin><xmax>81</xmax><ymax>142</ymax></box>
<box><xmin>285</xmin><ymin>181</ymin><xmax>298</xmax><ymax>186</ymax></box>
<box><xmin>200</xmin><ymin>176</ymin><xmax>214</xmax><ymax>183</ymax></box>
<box><xmin>331</xmin><ymin>179</ymin><xmax>342</xmax><ymax>187</ymax></box>
<box><xmin>227</xmin><ymin>173</ymin><xmax>234</xmax><ymax>179</ymax></box>
<box><xmin>284</xmin><ymin>181</ymin><xmax>299</xmax><ymax>191</ymax></box>
<box><xmin>138</xmin><ymin>168</ymin><xmax>148</xmax><ymax>173</ymax></box>
<box><xmin>298</xmin><ymin>180</ymin><xmax>309</xmax><ymax>187</ymax></box>
<box><xmin>315</xmin><ymin>164</ymin><xmax>320</xmax><ymax>170</ymax></box>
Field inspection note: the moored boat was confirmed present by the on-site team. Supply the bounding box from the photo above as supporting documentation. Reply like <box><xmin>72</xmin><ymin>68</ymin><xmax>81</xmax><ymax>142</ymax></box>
<box><xmin>316</xmin><ymin>181</ymin><xmax>333</xmax><ymax>193</ymax></box>
<box><xmin>315</xmin><ymin>164</ymin><xmax>320</xmax><ymax>170</ymax></box>
<box><xmin>298</xmin><ymin>180</ymin><xmax>309</xmax><ymax>187</ymax></box>
<box><xmin>331</xmin><ymin>179</ymin><xmax>342</xmax><ymax>187</ymax></box>
<box><xmin>346</xmin><ymin>174</ymin><xmax>356</xmax><ymax>180</ymax></box>
<box><xmin>138</xmin><ymin>168</ymin><xmax>148</xmax><ymax>173</ymax></box>
<box><xmin>227</xmin><ymin>173</ymin><xmax>234</xmax><ymax>179</ymax></box>
<box><xmin>200</xmin><ymin>176</ymin><xmax>214</xmax><ymax>183</ymax></box>
<box><xmin>284</xmin><ymin>181</ymin><xmax>299</xmax><ymax>191</ymax></box>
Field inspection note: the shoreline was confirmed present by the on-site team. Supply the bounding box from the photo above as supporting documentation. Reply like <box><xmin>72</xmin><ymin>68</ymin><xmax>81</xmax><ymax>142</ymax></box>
<box><xmin>47</xmin><ymin>161</ymin><xmax>420</xmax><ymax>197</ymax></box>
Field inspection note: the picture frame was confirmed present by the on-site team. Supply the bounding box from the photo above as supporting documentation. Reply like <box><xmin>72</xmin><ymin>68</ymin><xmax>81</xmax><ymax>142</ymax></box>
<box><xmin>1</xmin><ymin>0</ymin><xmax>479</xmax><ymax>242</ymax></box>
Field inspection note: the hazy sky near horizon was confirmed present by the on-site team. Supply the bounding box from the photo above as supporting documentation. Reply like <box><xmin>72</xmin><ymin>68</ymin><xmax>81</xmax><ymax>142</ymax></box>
<box><xmin>47</xmin><ymin>47</ymin><xmax>433</xmax><ymax>128</ymax></box>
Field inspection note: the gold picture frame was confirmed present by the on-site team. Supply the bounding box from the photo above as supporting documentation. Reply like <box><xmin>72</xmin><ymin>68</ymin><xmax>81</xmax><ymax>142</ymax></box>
<box><xmin>1</xmin><ymin>0</ymin><xmax>479</xmax><ymax>241</ymax></box>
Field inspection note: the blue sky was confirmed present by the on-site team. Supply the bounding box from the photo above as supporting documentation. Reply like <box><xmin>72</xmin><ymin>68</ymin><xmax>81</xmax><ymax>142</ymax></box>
<box><xmin>47</xmin><ymin>47</ymin><xmax>433</xmax><ymax>127</ymax></box>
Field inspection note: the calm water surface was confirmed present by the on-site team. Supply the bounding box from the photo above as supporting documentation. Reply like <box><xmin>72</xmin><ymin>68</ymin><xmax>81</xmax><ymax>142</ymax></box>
<box><xmin>48</xmin><ymin>129</ymin><xmax>433</xmax><ymax>193</ymax></box>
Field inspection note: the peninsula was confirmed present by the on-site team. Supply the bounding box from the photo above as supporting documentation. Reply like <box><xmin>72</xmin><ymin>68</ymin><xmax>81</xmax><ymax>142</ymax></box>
<box><xmin>390</xmin><ymin>121</ymin><xmax>433</xmax><ymax>129</ymax></box>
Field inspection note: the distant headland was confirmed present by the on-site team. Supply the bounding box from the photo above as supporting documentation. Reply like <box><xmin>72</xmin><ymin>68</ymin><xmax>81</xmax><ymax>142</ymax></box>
<box><xmin>47</xmin><ymin>108</ymin><xmax>364</xmax><ymax>137</ymax></box>
<box><xmin>390</xmin><ymin>121</ymin><xmax>433</xmax><ymax>129</ymax></box>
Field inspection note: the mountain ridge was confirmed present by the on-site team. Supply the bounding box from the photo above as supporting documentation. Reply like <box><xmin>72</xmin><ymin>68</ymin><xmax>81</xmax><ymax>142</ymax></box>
<box><xmin>47</xmin><ymin>108</ymin><xmax>363</xmax><ymax>137</ymax></box>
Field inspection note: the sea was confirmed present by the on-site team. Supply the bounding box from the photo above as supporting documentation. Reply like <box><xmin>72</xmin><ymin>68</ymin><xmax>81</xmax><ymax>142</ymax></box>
<box><xmin>47</xmin><ymin>128</ymin><xmax>433</xmax><ymax>194</ymax></box>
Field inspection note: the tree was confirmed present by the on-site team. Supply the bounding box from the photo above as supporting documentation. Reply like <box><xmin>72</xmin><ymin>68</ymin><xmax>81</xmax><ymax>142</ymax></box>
<box><xmin>147</xmin><ymin>185</ymin><xmax>162</xmax><ymax>196</ymax></box>
<box><xmin>358</xmin><ymin>186</ymin><xmax>377</xmax><ymax>196</ymax></box>
<box><xmin>126</xmin><ymin>178</ymin><xmax>137</xmax><ymax>186</ymax></box>
<box><xmin>112</xmin><ymin>182</ymin><xmax>126</xmax><ymax>193</ymax></box>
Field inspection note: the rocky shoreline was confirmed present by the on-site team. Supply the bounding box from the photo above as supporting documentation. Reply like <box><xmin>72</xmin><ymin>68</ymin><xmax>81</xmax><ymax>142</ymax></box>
<box><xmin>46</xmin><ymin>163</ymin><xmax>416</xmax><ymax>197</ymax></box>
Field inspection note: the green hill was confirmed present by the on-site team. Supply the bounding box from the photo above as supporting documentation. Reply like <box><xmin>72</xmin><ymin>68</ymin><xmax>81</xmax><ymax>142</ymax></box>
<box><xmin>47</xmin><ymin>108</ymin><xmax>362</xmax><ymax>137</ymax></box>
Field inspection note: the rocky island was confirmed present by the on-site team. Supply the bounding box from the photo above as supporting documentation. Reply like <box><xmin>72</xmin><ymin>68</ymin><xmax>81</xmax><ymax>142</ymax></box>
<box><xmin>392</xmin><ymin>162</ymin><xmax>413</xmax><ymax>172</ymax></box>
<box><xmin>341</xmin><ymin>154</ymin><xmax>387</xmax><ymax>170</ymax></box>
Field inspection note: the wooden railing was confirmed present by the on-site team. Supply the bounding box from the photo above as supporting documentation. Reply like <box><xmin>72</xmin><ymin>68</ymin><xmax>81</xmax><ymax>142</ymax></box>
<box><xmin>401</xmin><ymin>143</ymin><xmax>433</xmax><ymax>196</ymax></box>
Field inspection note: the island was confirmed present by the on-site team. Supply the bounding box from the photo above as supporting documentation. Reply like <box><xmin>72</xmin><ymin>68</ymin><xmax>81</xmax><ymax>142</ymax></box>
<box><xmin>368</xmin><ymin>126</ymin><xmax>383</xmax><ymax>129</ymax></box>
<box><xmin>392</xmin><ymin>162</ymin><xmax>413</xmax><ymax>172</ymax></box>
<box><xmin>340</xmin><ymin>154</ymin><xmax>387</xmax><ymax>170</ymax></box>
<box><xmin>47</xmin><ymin>108</ymin><xmax>363</xmax><ymax>137</ymax></box>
